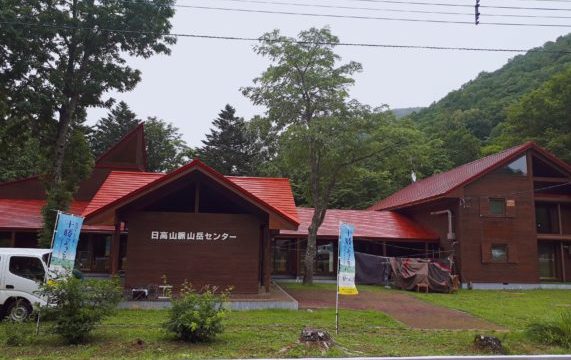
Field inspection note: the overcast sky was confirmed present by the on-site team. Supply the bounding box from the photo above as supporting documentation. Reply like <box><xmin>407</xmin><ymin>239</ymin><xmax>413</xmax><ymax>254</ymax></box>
<box><xmin>86</xmin><ymin>0</ymin><xmax>571</xmax><ymax>147</ymax></box>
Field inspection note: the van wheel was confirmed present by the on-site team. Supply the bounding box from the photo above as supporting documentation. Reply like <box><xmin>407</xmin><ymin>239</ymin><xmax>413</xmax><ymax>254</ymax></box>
<box><xmin>5</xmin><ymin>299</ymin><xmax>32</xmax><ymax>322</ymax></box>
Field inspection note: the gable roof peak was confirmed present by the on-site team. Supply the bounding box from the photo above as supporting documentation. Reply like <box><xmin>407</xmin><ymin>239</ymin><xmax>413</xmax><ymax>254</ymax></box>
<box><xmin>368</xmin><ymin>141</ymin><xmax>569</xmax><ymax>211</ymax></box>
<box><xmin>95</xmin><ymin>122</ymin><xmax>147</xmax><ymax>172</ymax></box>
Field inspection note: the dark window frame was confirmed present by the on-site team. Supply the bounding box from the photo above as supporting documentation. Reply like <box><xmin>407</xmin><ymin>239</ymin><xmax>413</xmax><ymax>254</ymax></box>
<box><xmin>491</xmin><ymin>244</ymin><xmax>508</xmax><ymax>263</ymax></box>
<box><xmin>489</xmin><ymin>198</ymin><xmax>506</xmax><ymax>216</ymax></box>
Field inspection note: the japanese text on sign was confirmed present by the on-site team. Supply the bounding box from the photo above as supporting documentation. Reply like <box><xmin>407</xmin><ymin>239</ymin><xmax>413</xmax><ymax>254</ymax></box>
<box><xmin>50</xmin><ymin>212</ymin><xmax>84</xmax><ymax>277</ymax></box>
<box><xmin>338</xmin><ymin>223</ymin><xmax>358</xmax><ymax>295</ymax></box>
<box><xmin>150</xmin><ymin>231</ymin><xmax>237</xmax><ymax>241</ymax></box>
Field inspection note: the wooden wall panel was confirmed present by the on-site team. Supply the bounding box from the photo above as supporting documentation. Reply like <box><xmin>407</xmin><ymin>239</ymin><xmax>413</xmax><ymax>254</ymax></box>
<box><xmin>459</xmin><ymin>170</ymin><xmax>539</xmax><ymax>283</ymax></box>
<box><xmin>561</xmin><ymin>205</ymin><xmax>571</xmax><ymax>235</ymax></box>
<box><xmin>124</xmin><ymin>212</ymin><xmax>263</xmax><ymax>293</ymax></box>
<box><xmin>0</xmin><ymin>177</ymin><xmax>46</xmax><ymax>199</ymax></box>
<box><xmin>400</xmin><ymin>198</ymin><xmax>459</xmax><ymax>256</ymax></box>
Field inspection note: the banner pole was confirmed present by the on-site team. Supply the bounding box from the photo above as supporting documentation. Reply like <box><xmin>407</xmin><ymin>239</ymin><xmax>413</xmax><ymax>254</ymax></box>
<box><xmin>36</xmin><ymin>210</ymin><xmax>61</xmax><ymax>336</ymax></box>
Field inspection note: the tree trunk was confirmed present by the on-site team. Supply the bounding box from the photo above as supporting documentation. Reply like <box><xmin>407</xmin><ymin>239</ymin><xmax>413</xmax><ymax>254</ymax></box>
<box><xmin>303</xmin><ymin>140</ymin><xmax>325</xmax><ymax>284</ymax></box>
<box><xmin>52</xmin><ymin>105</ymin><xmax>74</xmax><ymax>186</ymax></box>
<box><xmin>303</xmin><ymin>207</ymin><xmax>327</xmax><ymax>284</ymax></box>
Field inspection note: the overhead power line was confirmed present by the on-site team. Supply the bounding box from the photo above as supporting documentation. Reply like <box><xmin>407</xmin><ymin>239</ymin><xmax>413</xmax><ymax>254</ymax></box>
<box><xmin>3</xmin><ymin>21</ymin><xmax>571</xmax><ymax>53</ymax></box>
<box><xmin>179</xmin><ymin>0</ymin><xmax>476</xmax><ymax>16</ymax></box>
<box><xmin>172</xmin><ymin>0</ymin><xmax>571</xmax><ymax>19</ymax></box>
<box><xmin>171</xmin><ymin>4</ymin><xmax>571</xmax><ymax>27</ymax></box>
<box><xmin>510</xmin><ymin>0</ymin><xmax>571</xmax><ymax>3</ymax></box>
<box><xmin>330</xmin><ymin>0</ymin><xmax>571</xmax><ymax>11</ymax></box>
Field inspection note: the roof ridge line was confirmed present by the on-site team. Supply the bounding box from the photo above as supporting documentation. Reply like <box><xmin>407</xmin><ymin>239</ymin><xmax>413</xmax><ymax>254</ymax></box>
<box><xmin>368</xmin><ymin>141</ymin><xmax>536</xmax><ymax>211</ymax></box>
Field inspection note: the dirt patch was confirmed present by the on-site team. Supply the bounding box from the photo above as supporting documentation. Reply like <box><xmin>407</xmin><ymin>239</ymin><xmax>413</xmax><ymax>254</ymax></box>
<box><xmin>284</xmin><ymin>287</ymin><xmax>503</xmax><ymax>330</ymax></box>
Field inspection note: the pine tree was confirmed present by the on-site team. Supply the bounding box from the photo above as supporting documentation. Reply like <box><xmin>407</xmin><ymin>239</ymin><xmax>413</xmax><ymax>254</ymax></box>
<box><xmin>198</xmin><ymin>105</ymin><xmax>257</xmax><ymax>176</ymax></box>
<box><xmin>90</xmin><ymin>102</ymin><xmax>141</xmax><ymax>157</ymax></box>
<box><xmin>145</xmin><ymin>117</ymin><xmax>190</xmax><ymax>173</ymax></box>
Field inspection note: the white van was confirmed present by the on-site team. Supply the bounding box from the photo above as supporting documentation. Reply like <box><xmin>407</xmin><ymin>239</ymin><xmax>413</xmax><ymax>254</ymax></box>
<box><xmin>0</xmin><ymin>248</ymin><xmax>50</xmax><ymax>321</ymax></box>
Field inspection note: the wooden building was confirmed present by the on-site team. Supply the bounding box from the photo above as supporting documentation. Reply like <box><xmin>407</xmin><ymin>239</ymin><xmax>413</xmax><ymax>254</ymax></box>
<box><xmin>0</xmin><ymin>123</ymin><xmax>569</xmax><ymax>290</ymax></box>
<box><xmin>273</xmin><ymin>208</ymin><xmax>438</xmax><ymax>279</ymax></box>
<box><xmin>369</xmin><ymin>142</ymin><xmax>571</xmax><ymax>286</ymax></box>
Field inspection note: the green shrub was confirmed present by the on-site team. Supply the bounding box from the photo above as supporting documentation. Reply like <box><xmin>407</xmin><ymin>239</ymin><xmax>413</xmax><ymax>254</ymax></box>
<box><xmin>526</xmin><ymin>310</ymin><xmax>571</xmax><ymax>349</ymax></box>
<box><xmin>39</xmin><ymin>277</ymin><xmax>122</xmax><ymax>344</ymax></box>
<box><xmin>3</xmin><ymin>321</ymin><xmax>34</xmax><ymax>347</ymax></box>
<box><xmin>163</xmin><ymin>282</ymin><xmax>231</xmax><ymax>342</ymax></box>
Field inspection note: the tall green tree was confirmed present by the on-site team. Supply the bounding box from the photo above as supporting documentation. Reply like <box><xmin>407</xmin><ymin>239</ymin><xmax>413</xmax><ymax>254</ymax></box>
<box><xmin>0</xmin><ymin>0</ymin><xmax>176</xmax><ymax>244</ymax></box>
<box><xmin>487</xmin><ymin>66</ymin><xmax>571</xmax><ymax>161</ymax></box>
<box><xmin>326</xmin><ymin>111</ymin><xmax>451</xmax><ymax>209</ymax></box>
<box><xmin>145</xmin><ymin>117</ymin><xmax>190</xmax><ymax>173</ymax></box>
<box><xmin>90</xmin><ymin>101</ymin><xmax>140</xmax><ymax>157</ymax></box>
<box><xmin>0</xmin><ymin>118</ymin><xmax>43</xmax><ymax>182</ymax></box>
<box><xmin>198</xmin><ymin>105</ymin><xmax>258</xmax><ymax>176</ymax></box>
<box><xmin>243</xmin><ymin>27</ymin><xmax>384</xmax><ymax>284</ymax></box>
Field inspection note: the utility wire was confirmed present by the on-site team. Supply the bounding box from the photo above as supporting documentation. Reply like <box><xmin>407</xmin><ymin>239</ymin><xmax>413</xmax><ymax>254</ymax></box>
<box><xmin>172</xmin><ymin>0</ymin><xmax>571</xmax><ymax>19</ymax></box>
<box><xmin>167</xmin><ymin>4</ymin><xmax>571</xmax><ymax>27</ymax></box>
<box><xmin>510</xmin><ymin>0</ymin><xmax>571</xmax><ymax>2</ymax></box>
<box><xmin>178</xmin><ymin>0</ymin><xmax>476</xmax><ymax>17</ymax></box>
<box><xmin>331</xmin><ymin>0</ymin><xmax>571</xmax><ymax>11</ymax></box>
<box><xmin>5</xmin><ymin>21</ymin><xmax>571</xmax><ymax>52</ymax></box>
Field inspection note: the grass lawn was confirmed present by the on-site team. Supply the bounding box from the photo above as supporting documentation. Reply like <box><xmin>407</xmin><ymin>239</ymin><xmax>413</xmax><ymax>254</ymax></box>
<box><xmin>1</xmin><ymin>287</ymin><xmax>569</xmax><ymax>359</ymax></box>
<box><xmin>407</xmin><ymin>288</ymin><xmax>571</xmax><ymax>330</ymax></box>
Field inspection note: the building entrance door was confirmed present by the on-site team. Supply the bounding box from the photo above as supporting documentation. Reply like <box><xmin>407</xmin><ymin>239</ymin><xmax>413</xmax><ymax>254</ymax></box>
<box><xmin>538</xmin><ymin>242</ymin><xmax>557</xmax><ymax>280</ymax></box>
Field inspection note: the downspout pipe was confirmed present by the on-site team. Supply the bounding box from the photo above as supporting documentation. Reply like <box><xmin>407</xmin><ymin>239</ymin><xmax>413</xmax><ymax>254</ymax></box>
<box><xmin>430</xmin><ymin>210</ymin><xmax>456</xmax><ymax>241</ymax></box>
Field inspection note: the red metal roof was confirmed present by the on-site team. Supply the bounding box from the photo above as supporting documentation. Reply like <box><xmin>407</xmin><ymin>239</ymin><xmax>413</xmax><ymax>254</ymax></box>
<box><xmin>0</xmin><ymin>199</ymin><xmax>113</xmax><ymax>232</ymax></box>
<box><xmin>82</xmin><ymin>171</ymin><xmax>164</xmax><ymax>216</ymax></box>
<box><xmin>227</xmin><ymin>177</ymin><xmax>298</xmax><ymax>225</ymax></box>
<box><xmin>279</xmin><ymin>207</ymin><xmax>438</xmax><ymax>241</ymax></box>
<box><xmin>369</xmin><ymin>142</ymin><xmax>570</xmax><ymax>211</ymax></box>
<box><xmin>83</xmin><ymin>160</ymin><xmax>299</xmax><ymax>228</ymax></box>
<box><xmin>0</xmin><ymin>168</ymin><xmax>299</xmax><ymax>231</ymax></box>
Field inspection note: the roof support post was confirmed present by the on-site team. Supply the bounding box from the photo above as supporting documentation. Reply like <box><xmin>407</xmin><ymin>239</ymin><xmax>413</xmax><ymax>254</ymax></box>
<box><xmin>430</xmin><ymin>210</ymin><xmax>456</xmax><ymax>241</ymax></box>
<box><xmin>10</xmin><ymin>231</ymin><xmax>15</xmax><ymax>247</ymax></box>
<box><xmin>561</xmin><ymin>241</ymin><xmax>566</xmax><ymax>283</ymax></box>
<box><xmin>110</xmin><ymin>220</ymin><xmax>121</xmax><ymax>275</ymax></box>
<box><xmin>262</xmin><ymin>225</ymin><xmax>271</xmax><ymax>293</ymax></box>
<box><xmin>87</xmin><ymin>233</ymin><xmax>94</xmax><ymax>272</ymax></box>
<box><xmin>194</xmin><ymin>183</ymin><xmax>200</xmax><ymax>213</ymax></box>
<box><xmin>294</xmin><ymin>238</ymin><xmax>300</xmax><ymax>278</ymax></box>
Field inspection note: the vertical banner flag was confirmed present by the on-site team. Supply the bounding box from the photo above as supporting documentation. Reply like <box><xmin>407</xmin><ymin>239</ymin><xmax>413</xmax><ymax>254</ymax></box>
<box><xmin>49</xmin><ymin>212</ymin><xmax>84</xmax><ymax>277</ymax></box>
<box><xmin>338</xmin><ymin>223</ymin><xmax>358</xmax><ymax>295</ymax></box>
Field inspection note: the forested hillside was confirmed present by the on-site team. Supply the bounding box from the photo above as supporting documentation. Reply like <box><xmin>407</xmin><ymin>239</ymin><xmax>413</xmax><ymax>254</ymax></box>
<box><xmin>392</xmin><ymin>107</ymin><xmax>424</xmax><ymax>119</ymax></box>
<box><xmin>409</xmin><ymin>33</ymin><xmax>571</xmax><ymax>166</ymax></box>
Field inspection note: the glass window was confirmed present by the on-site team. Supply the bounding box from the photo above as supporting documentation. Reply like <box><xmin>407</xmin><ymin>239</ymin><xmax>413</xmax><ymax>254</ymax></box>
<box><xmin>0</xmin><ymin>232</ymin><xmax>12</xmax><ymax>247</ymax></box>
<box><xmin>491</xmin><ymin>244</ymin><xmax>508</xmax><ymax>263</ymax></box>
<box><xmin>490</xmin><ymin>198</ymin><xmax>506</xmax><ymax>216</ymax></box>
<box><xmin>499</xmin><ymin>155</ymin><xmax>528</xmax><ymax>176</ymax></box>
<box><xmin>272</xmin><ymin>239</ymin><xmax>294</xmax><ymax>274</ymax></box>
<box><xmin>538</xmin><ymin>243</ymin><xmax>556</xmax><ymax>279</ymax></box>
<box><xmin>315</xmin><ymin>241</ymin><xmax>336</xmax><ymax>275</ymax></box>
<box><xmin>536</xmin><ymin>203</ymin><xmax>560</xmax><ymax>234</ymax></box>
<box><xmin>9</xmin><ymin>256</ymin><xmax>45</xmax><ymax>282</ymax></box>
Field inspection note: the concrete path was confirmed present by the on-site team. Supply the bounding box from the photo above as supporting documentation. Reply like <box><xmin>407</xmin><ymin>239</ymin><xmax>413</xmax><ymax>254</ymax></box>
<box><xmin>284</xmin><ymin>287</ymin><xmax>503</xmax><ymax>330</ymax></box>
